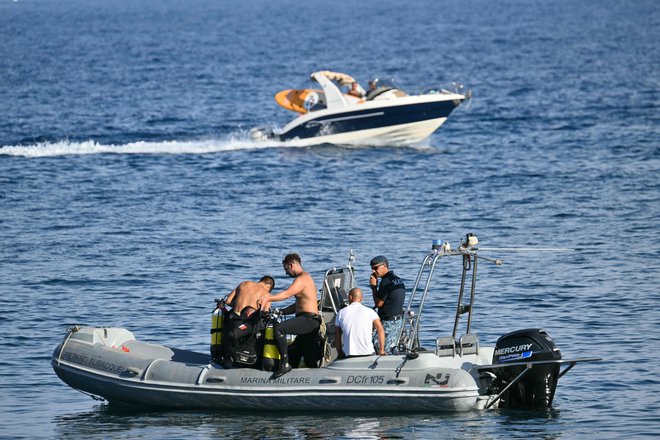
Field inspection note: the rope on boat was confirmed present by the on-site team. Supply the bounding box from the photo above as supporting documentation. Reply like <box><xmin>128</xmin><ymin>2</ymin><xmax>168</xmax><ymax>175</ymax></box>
<box><xmin>75</xmin><ymin>387</ymin><xmax>106</xmax><ymax>402</ymax></box>
<box><xmin>394</xmin><ymin>353</ymin><xmax>414</xmax><ymax>378</ymax></box>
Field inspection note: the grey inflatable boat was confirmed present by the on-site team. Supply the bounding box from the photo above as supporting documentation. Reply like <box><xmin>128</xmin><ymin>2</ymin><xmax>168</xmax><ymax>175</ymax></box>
<box><xmin>52</xmin><ymin>235</ymin><xmax>599</xmax><ymax>411</ymax></box>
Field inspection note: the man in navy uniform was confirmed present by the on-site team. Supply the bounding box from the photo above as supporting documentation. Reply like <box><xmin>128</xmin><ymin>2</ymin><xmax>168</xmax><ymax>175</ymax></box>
<box><xmin>369</xmin><ymin>255</ymin><xmax>406</xmax><ymax>353</ymax></box>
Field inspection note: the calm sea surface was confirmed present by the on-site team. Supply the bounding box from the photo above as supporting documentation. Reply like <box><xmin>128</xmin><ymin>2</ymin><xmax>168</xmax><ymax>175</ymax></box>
<box><xmin>1</xmin><ymin>0</ymin><xmax>659</xmax><ymax>438</ymax></box>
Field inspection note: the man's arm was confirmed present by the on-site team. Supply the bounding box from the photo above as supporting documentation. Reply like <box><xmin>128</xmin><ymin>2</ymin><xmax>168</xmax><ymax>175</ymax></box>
<box><xmin>370</xmin><ymin>274</ymin><xmax>384</xmax><ymax>308</ymax></box>
<box><xmin>259</xmin><ymin>277</ymin><xmax>304</xmax><ymax>309</ymax></box>
<box><xmin>270</xmin><ymin>276</ymin><xmax>307</xmax><ymax>302</ymax></box>
<box><xmin>373</xmin><ymin>318</ymin><xmax>386</xmax><ymax>355</ymax></box>
<box><xmin>225</xmin><ymin>287</ymin><xmax>238</xmax><ymax>308</ymax></box>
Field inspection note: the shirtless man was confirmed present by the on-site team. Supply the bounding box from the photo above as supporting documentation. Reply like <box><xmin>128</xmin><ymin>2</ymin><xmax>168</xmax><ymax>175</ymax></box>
<box><xmin>258</xmin><ymin>253</ymin><xmax>319</xmax><ymax>378</ymax></box>
<box><xmin>226</xmin><ymin>276</ymin><xmax>275</xmax><ymax>318</ymax></box>
<box><xmin>348</xmin><ymin>81</ymin><xmax>366</xmax><ymax>98</ymax></box>
<box><xmin>222</xmin><ymin>276</ymin><xmax>275</xmax><ymax>368</ymax></box>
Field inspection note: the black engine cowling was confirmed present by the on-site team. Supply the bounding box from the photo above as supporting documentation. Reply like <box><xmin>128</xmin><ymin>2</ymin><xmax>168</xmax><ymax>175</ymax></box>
<box><xmin>490</xmin><ymin>328</ymin><xmax>562</xmax><ymax>409</ymax></box>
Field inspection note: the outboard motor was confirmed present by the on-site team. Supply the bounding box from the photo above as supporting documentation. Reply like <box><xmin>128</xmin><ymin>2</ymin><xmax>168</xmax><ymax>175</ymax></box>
<box><xmin>249</xmin><ymin>125</ymin><xmax>275</xmax><ymax>142</ymax></box>
<box><xmin>490</xmin><ymin>328</ymin><xmax>562</xmax><ymax>409</ymax></box>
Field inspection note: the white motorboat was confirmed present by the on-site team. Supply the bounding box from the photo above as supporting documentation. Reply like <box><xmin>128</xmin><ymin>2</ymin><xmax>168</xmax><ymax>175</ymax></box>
<box><xmin>249</xmin><ymin>71</ymin><xmax>467</xmax><ymax>146</ymax></box>
<box><xmin>52</xmin><ymin>235</ymin><xmax>600</xmax><ymax>411</ymax></box>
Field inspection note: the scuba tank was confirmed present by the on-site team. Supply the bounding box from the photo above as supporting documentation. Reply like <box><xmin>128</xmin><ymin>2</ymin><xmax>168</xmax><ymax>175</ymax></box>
<box><xmin>261</xmin><ymin>311</ymin><xmax>281</xmax><ymax>371</ymax></box>
<box><xmin>210</xmin><ymin>299</ymin><xmax>227</xmax><ymax>362</ymax></box>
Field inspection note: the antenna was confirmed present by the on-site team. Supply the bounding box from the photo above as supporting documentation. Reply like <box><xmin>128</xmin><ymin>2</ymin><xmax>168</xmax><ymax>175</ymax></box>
<box><xmin>475</xmin><ymin>247</ymin><xmax>574</xmax><ymax>252</ymax></box>
<box><xmin>347</xmin><ymin>249</ymin><xmax>356</xmax><ymax>269</ymax></box>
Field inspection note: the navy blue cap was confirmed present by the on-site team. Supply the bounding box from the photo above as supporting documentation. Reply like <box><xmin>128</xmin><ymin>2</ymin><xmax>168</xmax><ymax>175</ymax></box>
<box><xmin>370</xmin><ymin>255</ymin><xmax>388</xmax><ymax>266</ymax></box>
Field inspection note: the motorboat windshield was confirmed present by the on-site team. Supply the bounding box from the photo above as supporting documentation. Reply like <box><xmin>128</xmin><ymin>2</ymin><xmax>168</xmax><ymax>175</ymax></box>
<box><xmin>367</xmin><ymin>77</ymin><xmax>398</xmax><ymax>90</ymax></box>
<box><xmin>365</xmin><ymin>77</ymin><xmax>407</xmax><ymax>100</ymax></box>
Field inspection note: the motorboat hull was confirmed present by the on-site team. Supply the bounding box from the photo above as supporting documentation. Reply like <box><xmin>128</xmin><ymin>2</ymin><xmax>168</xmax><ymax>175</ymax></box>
<box><xmin>52</xmin><ymin>326</ymin><xmax>492</xmax><ymax>412</ymax></box>
<box><xmin>283</xmin><ymin>117</ymin><xmax>450</xmax><ymax>147</ymax></box>
<box><xmin>251</xmin><ymin>94</ymin><xmax>463</xmax><ymax>147</ymax></box>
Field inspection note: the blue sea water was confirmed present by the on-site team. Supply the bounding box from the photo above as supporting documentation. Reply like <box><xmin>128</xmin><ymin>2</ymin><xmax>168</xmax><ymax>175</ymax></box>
<box><xmin>1</xmin><ymin>0</ymin><xmax>659</xmax><ymax>438</ymax></box>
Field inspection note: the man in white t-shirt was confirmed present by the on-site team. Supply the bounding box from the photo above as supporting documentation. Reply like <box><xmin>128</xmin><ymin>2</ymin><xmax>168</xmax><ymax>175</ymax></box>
<box><xmin>335</xmin><ymin>288</ymin><xmax>386</xmax><ymax>357</ymax></box>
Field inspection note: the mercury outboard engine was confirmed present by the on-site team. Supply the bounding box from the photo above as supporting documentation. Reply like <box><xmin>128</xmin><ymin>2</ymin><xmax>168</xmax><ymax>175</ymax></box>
<box><xmin>490</xmin><ymin>328</ymin><xmax>562</xmax><ymax>409</ymax></box>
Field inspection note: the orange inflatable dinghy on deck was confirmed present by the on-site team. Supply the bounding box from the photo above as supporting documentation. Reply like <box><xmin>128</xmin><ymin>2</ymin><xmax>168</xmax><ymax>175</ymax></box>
<box><xmin>275</xmin><ymin>89</ymin><xmax>322</xmax><ymax>114</ymax></box>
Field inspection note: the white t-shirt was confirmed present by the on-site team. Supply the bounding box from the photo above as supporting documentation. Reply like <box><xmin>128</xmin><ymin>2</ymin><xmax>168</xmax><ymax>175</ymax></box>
<box><xmin>335</xmin><ymin>302</ymin><xmax>380</xmax><ymax>356</ymax></box>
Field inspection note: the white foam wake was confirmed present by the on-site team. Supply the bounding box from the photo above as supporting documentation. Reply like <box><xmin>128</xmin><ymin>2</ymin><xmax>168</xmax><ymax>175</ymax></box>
<box><xmin>0</xmin><ymin>137</ymin><xmax>299</xmax><ymax>158</ymax></box>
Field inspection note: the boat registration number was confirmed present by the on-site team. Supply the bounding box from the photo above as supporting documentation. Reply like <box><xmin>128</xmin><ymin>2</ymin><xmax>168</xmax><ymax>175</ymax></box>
<box><xmin>347</xmin><ymin>375</ymin><xmax>385</xmax><ymax>384</ymax></box>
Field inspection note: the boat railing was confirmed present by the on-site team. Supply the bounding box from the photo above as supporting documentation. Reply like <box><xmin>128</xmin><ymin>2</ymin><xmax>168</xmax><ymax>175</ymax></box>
<box><xmin>397</xmin><ymin>234</ymin><xmax>500</xmax><ymax>355</ymax></box>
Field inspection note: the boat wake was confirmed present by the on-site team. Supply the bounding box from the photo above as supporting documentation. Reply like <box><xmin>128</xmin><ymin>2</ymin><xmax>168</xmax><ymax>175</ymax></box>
<box><xmin>1</xmin><ymin>135</ymin><xmax>432</xmax><ymax>158</ymax></box>
<box><xmin>0</xmin><ymin>135</ymin><xmax>308</xmax><ymax>158</ymax></box>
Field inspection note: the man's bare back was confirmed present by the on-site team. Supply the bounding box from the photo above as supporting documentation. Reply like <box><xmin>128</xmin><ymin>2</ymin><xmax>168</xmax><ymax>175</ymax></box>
<box><xmin>227</xmin><ymin>279</ymin><xmax>273</xmax><ymax>317</ymax></box>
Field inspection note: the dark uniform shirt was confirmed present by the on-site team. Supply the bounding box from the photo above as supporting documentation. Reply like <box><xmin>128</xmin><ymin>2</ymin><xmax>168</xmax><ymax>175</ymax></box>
<box><xmin>375</xmin><ymin>271</ymin><xmax>405</xmax><ymax>319</ymax></box>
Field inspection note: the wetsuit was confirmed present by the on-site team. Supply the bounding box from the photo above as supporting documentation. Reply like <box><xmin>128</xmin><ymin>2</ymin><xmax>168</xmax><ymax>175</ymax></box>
<box><xmin>273</xmin><ymin>312</ymin><xmax>321</xmax><ymax>368</ymax></box>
